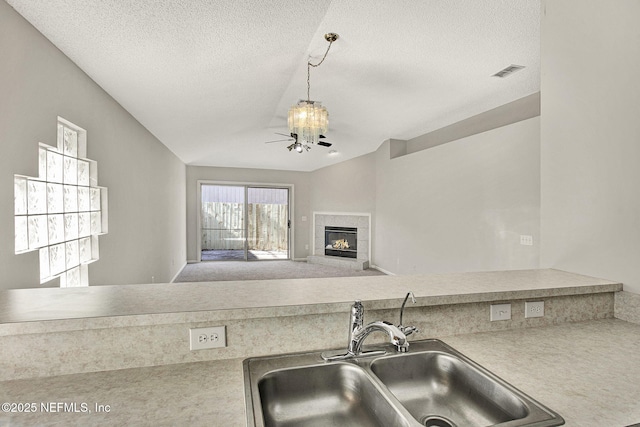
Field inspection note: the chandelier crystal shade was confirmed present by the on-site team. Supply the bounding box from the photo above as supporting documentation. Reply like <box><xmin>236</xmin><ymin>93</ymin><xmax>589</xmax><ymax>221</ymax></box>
<box><xmin>288</xmin><ymin>100</ymin><xmax>328</xmax><ymax>146</ymax></box>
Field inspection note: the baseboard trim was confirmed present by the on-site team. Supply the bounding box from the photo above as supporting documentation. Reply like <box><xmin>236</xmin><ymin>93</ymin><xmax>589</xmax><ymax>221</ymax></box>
<box><xmin>171</xmin><ymin>262</ymin><xmax>188</xmax><ymax>283</ymax></box>
<box><xmin>371</xmin><ymin>265</ymin><xmax>395</xmax><ymax>276</ymax></box>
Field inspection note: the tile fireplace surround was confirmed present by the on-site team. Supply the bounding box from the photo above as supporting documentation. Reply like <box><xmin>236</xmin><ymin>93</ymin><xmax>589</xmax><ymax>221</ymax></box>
<box><xmin>310</xmin><ymin>212</ymin><xmax>371</xmax><ymax>270</ymax></box>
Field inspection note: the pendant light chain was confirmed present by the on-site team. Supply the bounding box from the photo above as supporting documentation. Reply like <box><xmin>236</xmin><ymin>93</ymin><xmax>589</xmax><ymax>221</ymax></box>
<box><xmin>307</xmin><ymin>37</ymin><xmax>335</xmax><ymax>102</ymax></box>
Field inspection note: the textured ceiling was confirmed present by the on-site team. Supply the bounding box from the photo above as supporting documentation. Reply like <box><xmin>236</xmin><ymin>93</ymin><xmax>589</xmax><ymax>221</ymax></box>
<box><xmin>6</xmin><ymin>0</ymin><xmax>540</xmax><ymax>172</ymax></box>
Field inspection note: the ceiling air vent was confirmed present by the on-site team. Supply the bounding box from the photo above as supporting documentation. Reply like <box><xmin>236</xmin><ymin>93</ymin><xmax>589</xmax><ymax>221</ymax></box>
<box><xmin>492</xmin><ymin>64</ymin><xmax>525</xmax><ymax>78</ymax></box>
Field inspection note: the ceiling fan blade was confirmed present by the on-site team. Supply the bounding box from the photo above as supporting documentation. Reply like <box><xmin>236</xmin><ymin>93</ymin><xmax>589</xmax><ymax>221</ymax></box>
<box><xmin>319</xmin><ymin>135</ymin><xmax>327</xmax><ymax>139</ymax></box>
<box><xmin>317</xmin><ymin>141</ymin><xmax>332</xmax><ymax>147</ymax></box>
<box><xmin>275</xmin><ymin>132</ymin><xmax>292</xmax><ymax>138</ymax></box>
<box><xmin>264</xmin><ymin>138</ymin><xmax>293</xmax><ymax>144</ymax></box>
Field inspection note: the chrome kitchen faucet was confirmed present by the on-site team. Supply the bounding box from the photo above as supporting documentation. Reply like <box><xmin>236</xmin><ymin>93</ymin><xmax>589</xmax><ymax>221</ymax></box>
<box><xmin>322</xmin><ymin>297</ymin><xmax>417</xmax><ymax>361</ymax></box>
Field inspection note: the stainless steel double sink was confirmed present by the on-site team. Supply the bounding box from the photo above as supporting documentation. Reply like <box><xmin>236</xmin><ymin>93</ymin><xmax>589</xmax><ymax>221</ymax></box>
<box><xmin>243</xmin><ymin>339</ymin><xmax>564</xmax><ymax>427</ymax></box>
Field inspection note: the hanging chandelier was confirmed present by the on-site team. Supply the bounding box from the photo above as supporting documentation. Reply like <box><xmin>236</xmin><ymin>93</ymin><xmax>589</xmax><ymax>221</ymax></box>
<box><xmin>287</xmin><ymin>33</ymin><xmax>338</xmax><ymax>153</ymax></box>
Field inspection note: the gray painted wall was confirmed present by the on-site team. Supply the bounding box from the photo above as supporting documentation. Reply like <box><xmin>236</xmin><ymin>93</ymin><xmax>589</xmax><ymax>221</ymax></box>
<box><xmin>185</xmin><ymin>166</ymin><xmax>311</xmax><ymax>261</ymax></box>
<box><xmin>0</xmin><ymin>2</ymin><xmax>186</xmax><ymax>289</ymax></box>
<box><xmin>301</xmin><ymin>117</ymin><xmax>540</xmax><ymax>275</ymax></box>
<box><xmin>374</xmin><ymin>117</ymin><xmax>540</xmax><ymax>274</ymax></box>
<box><xmin>406</xmin><ymin>92</ymin><xmax>540</xmax><ymax>155</ymax></box>
<box><xmin>540</xmin><ymin>0</ymin><xmax>640</xmax><ymax>294</ymax></box>
<box><xmin>309</xmin><ymin>152</ymin><xmax>377</xmax><ymax>214</ymax></box>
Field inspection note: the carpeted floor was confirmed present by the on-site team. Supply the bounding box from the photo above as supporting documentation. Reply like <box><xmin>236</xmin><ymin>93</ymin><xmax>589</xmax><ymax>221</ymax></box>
<box><xmin>174</xmin><ymin>260</ymin><xmax>386</xmax><ymax>282</ymax></box>
<box><xmin>201</xmin><ymin>249</ymin><xmax>288</xmax><ymax>261</ymax></box>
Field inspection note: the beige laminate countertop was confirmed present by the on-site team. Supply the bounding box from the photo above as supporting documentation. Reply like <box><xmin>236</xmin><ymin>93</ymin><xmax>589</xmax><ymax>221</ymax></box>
<box><xmin>1</xmin><ymin>318</ymin><xmax>638</xmax><ymax>427</ymax></box>
<box><xmin>0</xmin><ymin>269</ymin><xmax>621</xmax><ymax>331</ymax></box>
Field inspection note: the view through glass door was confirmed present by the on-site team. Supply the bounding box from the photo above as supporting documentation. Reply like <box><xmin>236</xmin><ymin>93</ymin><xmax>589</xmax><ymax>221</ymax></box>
<box><xmin>201</xmin><ymin>184</ymin><xmax>289</xmax><ymax>261</ymax></box>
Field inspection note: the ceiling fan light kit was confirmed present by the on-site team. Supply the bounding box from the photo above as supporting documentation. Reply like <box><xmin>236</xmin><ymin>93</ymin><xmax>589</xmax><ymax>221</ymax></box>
<box><xmin>286</xmin><ymin>33</ymin><xmax>339</xmax><ymax>153</ymax></box>
<box><xmin>287</xmin><ymin>140</ymin><xmax>309</xmax><ymax>153</ymax></box>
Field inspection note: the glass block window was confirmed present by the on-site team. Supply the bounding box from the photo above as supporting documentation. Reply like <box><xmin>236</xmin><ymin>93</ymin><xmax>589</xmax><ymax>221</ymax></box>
<box><xmin>14</xmin><ymin>117</ymin><xmax>108</xmax><ymax>287</ymax></box>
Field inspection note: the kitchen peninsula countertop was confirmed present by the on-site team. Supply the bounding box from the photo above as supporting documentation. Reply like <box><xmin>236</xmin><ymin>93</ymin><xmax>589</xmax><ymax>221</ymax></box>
<box><xmin>0</xmin><ymin>269</ymin><xmax>622</xmax><ymax>334</ymax></box>
<box><xmin>1</xmin><ymin>318</ymin><xmax>639</xmax><ymax>426</ymax></box>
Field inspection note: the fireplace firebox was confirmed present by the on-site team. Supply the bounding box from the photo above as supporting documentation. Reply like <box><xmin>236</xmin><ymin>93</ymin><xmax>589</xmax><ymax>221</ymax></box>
<box><xmin>325</xmin><ymin>226</ymin><xmax>357</xmax><ymax>258</ymax></box>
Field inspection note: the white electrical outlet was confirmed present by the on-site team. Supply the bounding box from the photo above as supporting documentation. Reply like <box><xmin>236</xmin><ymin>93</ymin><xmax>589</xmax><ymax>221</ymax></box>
<box><xmin>525</xmin><ymin>301</ymin><xmax>544</xmax><ymax>318</ymax></box>
<box><xmin>490</xmin><ymin>303</ymin><xmax>511</xmax><ymax>321</ymax></box>
<box><xmin>520</xmin><ymin>235</ymin><xmax>533</xmax><ymax>246</ymax></box>
<box><xmin>189</xmin><ymin>326</ymin><xmax>226</xmax><ymax>350</ymax></box>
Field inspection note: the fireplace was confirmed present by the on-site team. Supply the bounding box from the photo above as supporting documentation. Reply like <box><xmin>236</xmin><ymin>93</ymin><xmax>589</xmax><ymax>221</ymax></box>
<box><xmin>325</xmin><ymin>226</ymin><xmax>357</xmax><ymax>258</ymax></box>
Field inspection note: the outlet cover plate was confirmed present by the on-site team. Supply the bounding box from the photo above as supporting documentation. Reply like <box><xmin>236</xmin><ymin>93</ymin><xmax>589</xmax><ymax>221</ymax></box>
<box><xmin>525</xmin><ymin>301</ymin><xmax>545</xmax><ymax>318</ymax></box>
<box><xmin>189</xmin><ymin>326</ymin><xmax>226</xmax><ymax>350</ymax></box>
<box><xmin>490</xmin><ymin>303</ymin><xmax>511</xmax><ymax>321</ymax></box>
<box><xmin>520</xmin><ymin>235</ymin><xmax>534</xmax><ymax>246</ymax></box>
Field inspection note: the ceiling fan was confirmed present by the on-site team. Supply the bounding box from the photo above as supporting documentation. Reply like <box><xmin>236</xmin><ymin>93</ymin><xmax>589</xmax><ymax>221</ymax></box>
<box><xmin>264</xmin><ymin>132</ymin><xmax>332</xmax><ymax>153</ymax></box>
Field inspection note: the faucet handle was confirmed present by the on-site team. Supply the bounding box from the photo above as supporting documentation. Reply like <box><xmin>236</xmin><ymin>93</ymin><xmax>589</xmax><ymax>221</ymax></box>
<box><xmin>399</xmin><ymin>325</ymin><xmax>418</xmax><ymax>336</ymax></box>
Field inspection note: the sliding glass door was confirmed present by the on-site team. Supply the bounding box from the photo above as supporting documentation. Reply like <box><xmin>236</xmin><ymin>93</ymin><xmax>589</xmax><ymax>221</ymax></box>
<box><xmin>247</xmin><ymin>187</ymin><xmax>289</xmax><ymax>259</ymax></box>
<box><xmin>201</xmin><ymin>185</ymin><xmax>246</xmax><ymax>261</ymax></box>
<box><xmin>200</xmin><ymin>184</ymin><xmax>289</xmax><ymax>261</ymax></box>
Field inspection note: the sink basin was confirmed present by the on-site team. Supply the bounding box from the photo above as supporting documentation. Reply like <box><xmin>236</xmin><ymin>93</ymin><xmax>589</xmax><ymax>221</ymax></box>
<box><xmin>370</xmin><ymin>351</ymin><xmax>529</xmax><ymax>426</ymax></box>
<box><xmin>258</xmin><ymin>363</ymin><xmax>410</xmax><ymax>427</ymax></box>
<box><xmin>244</xmin><ymin>339</ymin><xmax>564</xmax><ymax>427</ymax></box>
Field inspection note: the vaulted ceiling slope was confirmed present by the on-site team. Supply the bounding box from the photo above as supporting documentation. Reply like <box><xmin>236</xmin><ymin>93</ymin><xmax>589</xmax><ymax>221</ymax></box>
<box><xmin>6</xmin><ymin>0</ymin><xmax>540</xmax><ymax>172</ymax></box>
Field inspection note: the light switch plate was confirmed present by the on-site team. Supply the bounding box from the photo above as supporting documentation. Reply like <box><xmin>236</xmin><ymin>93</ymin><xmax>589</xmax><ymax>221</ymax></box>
<box><xmin>490</xmin><ymin>303</ymin><xmax>511</xmax><ymax>321</ymax></box>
